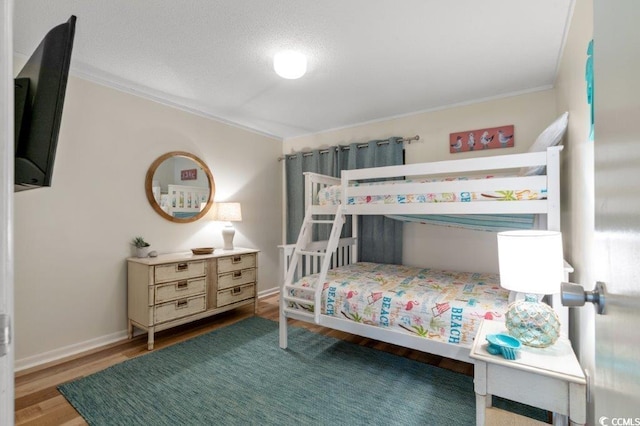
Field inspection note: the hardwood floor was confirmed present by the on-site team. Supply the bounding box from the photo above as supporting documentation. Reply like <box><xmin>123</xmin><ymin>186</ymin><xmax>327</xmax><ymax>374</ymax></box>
<box><xmin>14</xmin><ymin>293</ymin><xmax>473</xmax><ymax>425</ymax></box>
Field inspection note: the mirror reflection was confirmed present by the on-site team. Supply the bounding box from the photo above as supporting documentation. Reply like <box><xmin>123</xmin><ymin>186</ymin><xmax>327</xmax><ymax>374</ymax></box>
<box><xmin>145</xmin><ymin>151</ymin><xmax>215</xmax><ymax>223</ymax></box>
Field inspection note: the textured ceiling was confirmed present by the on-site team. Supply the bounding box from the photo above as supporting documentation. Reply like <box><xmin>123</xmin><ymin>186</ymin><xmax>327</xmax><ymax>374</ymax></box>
<box><xmin>13</xmin><ymin>0</ymin><xmax>574</xmax><ymax>140</ymax></box>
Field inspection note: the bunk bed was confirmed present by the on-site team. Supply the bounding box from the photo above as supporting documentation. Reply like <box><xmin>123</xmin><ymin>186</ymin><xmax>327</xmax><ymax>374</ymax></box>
<box><xmin>153</xmin><ymin>184</ymin><xmax>209</xmax><ymax>219</ymax></box>
<box><xmin>279</xmin><ymin>145</ymin><xmax>569</xmax><ymax>362</ymax></box>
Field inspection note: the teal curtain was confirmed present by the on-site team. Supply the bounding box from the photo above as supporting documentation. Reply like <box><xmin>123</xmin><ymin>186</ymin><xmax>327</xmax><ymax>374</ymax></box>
<box><xmin>345</xmin><ymin>140</ymin><xmax>403</xmax><ymax>264</ymax></box>
<box><xmin>285</xmin><ymin>138</ymin><xmax>403</xmax><ymax>264</ymax></box>
<box><xmin>285</xmin><ymin>147</ymin><xmax>345</xmax><ymax>244</ymax></box>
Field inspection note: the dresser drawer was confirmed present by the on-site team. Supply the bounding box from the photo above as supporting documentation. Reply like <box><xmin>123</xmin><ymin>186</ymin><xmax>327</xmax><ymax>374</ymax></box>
<box><xmin>217</xmin><ymin>283</ymin><xmax>255</xmax><ymax>307</ymax></box>
<box><xmin>217</xmin><ymin>268</ymin><xmax>256</xmax><ymax>291</ymax></box>
<box><xmin>217</xmin><ymin>253</ymin><xmax>256</xmax><ymax>274</ymax></box>
<box><xmin>154</xmin><ymin>295</ymin><xmax>206</xmax><ymax>324</ymax></box>
<box><xmin>155</xmin><ymin>277</ymin><xmax>206</xmax><ymax>304</ymax></box>
<box><xmin>154</xmin><ymin>260</ymin><xmax>206</xmax><ymax>283</ymax></box>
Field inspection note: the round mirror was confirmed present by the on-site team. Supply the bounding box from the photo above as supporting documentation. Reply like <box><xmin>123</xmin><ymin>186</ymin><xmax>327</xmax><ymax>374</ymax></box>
<box><xmin>145</xmin><ymin>151</ymin><xmax>215</xmax><ymax>223</ymax></box>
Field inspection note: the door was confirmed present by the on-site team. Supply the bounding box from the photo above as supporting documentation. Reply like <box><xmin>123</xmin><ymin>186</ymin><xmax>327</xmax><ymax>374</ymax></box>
<box><xmin>0</xmin><ymin>0</ymin><xmax>14</xmax><ymax>424</ymax></box>
<box><xmin>593</xmin><ymin>0</ymin><xmax>640</xmax><ymax>422</ymax></box>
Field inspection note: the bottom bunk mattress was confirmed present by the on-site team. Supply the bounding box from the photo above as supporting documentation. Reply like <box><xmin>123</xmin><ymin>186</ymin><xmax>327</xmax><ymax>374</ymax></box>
<box><xmin>286</xmin><ymin>262</ymin><xmax>510</xmax><ymax>346</ymax></box>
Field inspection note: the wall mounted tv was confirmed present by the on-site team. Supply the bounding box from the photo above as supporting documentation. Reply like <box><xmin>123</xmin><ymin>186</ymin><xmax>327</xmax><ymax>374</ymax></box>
<box><xmin>14</xmin><ymin>15</ymin><xmax>76</xmax><ymax>192</ymax></box>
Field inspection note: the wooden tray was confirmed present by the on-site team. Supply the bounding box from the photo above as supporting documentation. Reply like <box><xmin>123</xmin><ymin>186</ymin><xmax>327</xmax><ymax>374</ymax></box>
<box><xmin>191</xmin><ymin>247</ymin><xmax>214</xmax><ymax>255</ymax></box>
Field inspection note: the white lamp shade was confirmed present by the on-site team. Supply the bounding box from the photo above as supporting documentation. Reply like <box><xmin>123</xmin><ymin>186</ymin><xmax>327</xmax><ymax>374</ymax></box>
<box><xmin>273</xmin><ymin>50</ymin><xmax>307</xmax><ymax>79</ymax></box>
<box><xmin>497</xmin><ymin>230</ymin><xmax>564</xmax><ymax>295</ymax></box>
<box><xmin>211</xmin><ymin>202</ymin><xmax>242</xmax><ymax>222</ymax></box>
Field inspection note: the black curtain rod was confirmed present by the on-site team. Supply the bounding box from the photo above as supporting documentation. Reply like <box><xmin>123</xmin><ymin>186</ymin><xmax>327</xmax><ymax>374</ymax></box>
<box><xmin>278</xmin><ymin>135</ymin><xmax>420</xmax><ymax>161</ymax></box>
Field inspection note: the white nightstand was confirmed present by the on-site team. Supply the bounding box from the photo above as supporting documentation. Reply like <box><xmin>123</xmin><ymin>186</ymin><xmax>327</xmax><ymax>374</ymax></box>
<box><xmin>470</xmin><ymin>319</ymin><xmax>586</xmax><ymax>426</ymax></box>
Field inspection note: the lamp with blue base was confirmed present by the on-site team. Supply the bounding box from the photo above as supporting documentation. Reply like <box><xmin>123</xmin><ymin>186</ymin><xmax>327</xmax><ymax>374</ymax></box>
<box><xmin>497</xmin><ymin>230</ymin><xmax>564</xmax><ymax>348</ymax></box>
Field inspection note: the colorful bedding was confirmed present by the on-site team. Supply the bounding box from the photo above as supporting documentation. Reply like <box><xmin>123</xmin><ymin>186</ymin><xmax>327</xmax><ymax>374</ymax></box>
<box><xmin>286</xmin><ymin>262</ymin><xmax>510</xmax><ymax>346</ymax></box>
<box><xmin>317</xmin><ymin>175</ymin><xmax>546</xmax><ymax>206</ymax></box>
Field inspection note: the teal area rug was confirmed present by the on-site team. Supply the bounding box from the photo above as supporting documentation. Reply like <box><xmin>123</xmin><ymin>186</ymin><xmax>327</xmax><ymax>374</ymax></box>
<box><xmin>59</xmin><ymin>317</ymin><xmax>546</xmax><ymax>425</ymax></box>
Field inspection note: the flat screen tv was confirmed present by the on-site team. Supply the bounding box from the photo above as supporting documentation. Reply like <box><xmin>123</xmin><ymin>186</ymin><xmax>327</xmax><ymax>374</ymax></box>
<box><xmin>14</xmin><ymin>15</ymin><xmax>76</xmax><ymax>192</ymax></box>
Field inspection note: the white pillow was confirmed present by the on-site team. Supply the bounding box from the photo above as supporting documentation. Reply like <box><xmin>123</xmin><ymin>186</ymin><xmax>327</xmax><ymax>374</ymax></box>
<box><xmin>520</xmin><ymin>112</ymin><xmax>569</xmax><ymax>176</ymax></box>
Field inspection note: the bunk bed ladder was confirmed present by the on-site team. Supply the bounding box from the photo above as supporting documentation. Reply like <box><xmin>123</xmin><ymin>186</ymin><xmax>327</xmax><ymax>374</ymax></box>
<box><xmin>281</xmin><ymin>206</ymin><xmax>345</xmax><ymax>325</ymax></box>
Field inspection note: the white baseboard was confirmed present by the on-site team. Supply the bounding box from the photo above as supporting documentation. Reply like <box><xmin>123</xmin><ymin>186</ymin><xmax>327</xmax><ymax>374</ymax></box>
<box><xmin>15</xmin><ymin>289</ymin><xmax>281</xmax><ymax>372</ymax></box>
<box><xmin>15</xmin><ymin>330</ymin><xmax>128</xmax><ymax>372</ymax></box>
<box><xmin>258</xmin><ymin>286</ymin><xmax>279</xmax><ymax>298</ymax></box>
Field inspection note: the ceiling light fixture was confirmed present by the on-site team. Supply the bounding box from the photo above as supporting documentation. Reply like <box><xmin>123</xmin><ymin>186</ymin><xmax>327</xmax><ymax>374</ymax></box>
<box><xmin>273</xmin><ymin>50</ymin><xmax>307</xmax><ymax>79</ymax></box>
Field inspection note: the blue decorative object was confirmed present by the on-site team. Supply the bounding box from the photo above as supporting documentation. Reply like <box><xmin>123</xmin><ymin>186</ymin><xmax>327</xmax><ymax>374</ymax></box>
<box><xmin>486</xmin><ymin>333</ymin><xmax>521</xmax><ymax>360</ymax></box>
<box><xmin>505</xmin><ymin>295</ymin><xmax>561</xmax><ymax>348</ymax></box>
<box><xmin>586</xmin><ymin>39</ymin><xmax>594</xmax><ymax>141</ymax></box>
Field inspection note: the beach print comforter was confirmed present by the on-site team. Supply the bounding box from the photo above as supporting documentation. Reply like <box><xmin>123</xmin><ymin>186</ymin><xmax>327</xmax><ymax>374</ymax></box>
<box><xmin>286</xmin><ymin>262</ymin><xmax>510</xmax><ymax>346</ymax></box>
<box><xmin>317</xmin><ymin>175</ymin><xmax>546</xmax><ymax>206</ymax></box>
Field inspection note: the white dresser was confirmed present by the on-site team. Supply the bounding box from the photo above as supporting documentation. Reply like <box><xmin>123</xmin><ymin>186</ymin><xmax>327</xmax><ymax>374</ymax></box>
<box><xmin>127</xmin><ymin>248</ymin><xmax>259</xmax><ymax>349</ymax></box>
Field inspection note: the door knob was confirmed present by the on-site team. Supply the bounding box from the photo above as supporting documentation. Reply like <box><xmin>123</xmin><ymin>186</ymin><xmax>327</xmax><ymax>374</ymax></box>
<box><xmin>561</xmin><ymin>281</ymin><xmax>606</xmax><ymax>314</ymax></box>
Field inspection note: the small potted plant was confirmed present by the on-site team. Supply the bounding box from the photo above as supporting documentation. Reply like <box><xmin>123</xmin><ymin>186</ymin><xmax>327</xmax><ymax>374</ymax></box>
<box><xmin>131</xmin><ymin>236</ymin><xmax>151</xmax><ymax>258</ymax></box>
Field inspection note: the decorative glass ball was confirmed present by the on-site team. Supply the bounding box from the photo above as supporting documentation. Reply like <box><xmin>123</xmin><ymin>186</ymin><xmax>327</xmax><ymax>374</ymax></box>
<box><xmin>505</xmin><ymin>295</ymin><xmax>561</xmax><ymax>348</ymax></box>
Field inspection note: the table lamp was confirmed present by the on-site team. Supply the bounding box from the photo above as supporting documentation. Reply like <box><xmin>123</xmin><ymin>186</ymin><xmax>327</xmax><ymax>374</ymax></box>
<box><xmin>211</xmin><ymin>202</ymin><xmax>242</xmax><ymax>250</ymax></box>
<box><xmin>497</xmin><ymin>230</ymin><xmax>564</xmax><ymax>347</ymax></box>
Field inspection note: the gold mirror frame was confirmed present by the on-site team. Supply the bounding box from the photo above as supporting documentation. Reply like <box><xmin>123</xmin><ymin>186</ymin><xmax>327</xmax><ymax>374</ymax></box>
<box><xmin>145</xmin><ymin>151</ymin><xmax>215</xmax><ymax>223</ymax></box>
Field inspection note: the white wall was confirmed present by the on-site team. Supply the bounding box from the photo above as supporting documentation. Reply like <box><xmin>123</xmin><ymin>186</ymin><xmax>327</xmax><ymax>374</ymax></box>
<box><xmin>1</xmin><ymin>0</ymin><xmax>15</xmax><ymax>419</ymax></box>
<box><xmin>554</xmin><ymin>0</ymin><xmax>594</xmax><ymax>421</ymax></box>
<box><xmin>13</xmin><ymin>75</ymin><xmax>283</xmax><ymax>367</ymax></box>
<box><xmin>555</xmin><ymin>0</ymin><xmax>594</xmax><ymax>376</ymax></box>
<box><xmin>284</xmin><ymin>90</ymin><xmax>559</xmax><ymax>273</ymax></box>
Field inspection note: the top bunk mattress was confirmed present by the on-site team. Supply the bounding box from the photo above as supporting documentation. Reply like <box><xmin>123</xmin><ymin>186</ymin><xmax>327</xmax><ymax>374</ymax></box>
<box><xmin>318</xmin><ymin>175</ymin><xmax>546</xmax><ymax>206</ymax></box>
<box><xmin>285</xmin><ymin>262</ymin><xmax>510</xmax><ymax>347</ymax></box>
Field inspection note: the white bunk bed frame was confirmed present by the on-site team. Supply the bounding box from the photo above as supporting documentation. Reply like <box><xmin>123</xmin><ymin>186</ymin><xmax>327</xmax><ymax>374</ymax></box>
<box><xmin>279</xmin><ymin>146</ymin><xmax>567</xmax><ymax>362</ymax></box>
<box><xmin>166</xmin><ymin>184</ymin><xmax>209</xmax><ymax>217</ymax></box>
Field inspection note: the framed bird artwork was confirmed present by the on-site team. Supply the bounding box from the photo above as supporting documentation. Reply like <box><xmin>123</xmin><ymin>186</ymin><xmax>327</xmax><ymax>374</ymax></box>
<box><xmin>449</xmin><ymin>124</ymin><xmax>514</xmax><ymax>153</ymax></box>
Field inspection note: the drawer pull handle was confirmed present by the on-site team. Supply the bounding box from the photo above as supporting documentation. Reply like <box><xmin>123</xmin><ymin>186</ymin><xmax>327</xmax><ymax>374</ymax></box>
<box><xmin>177</xmin><ymin>263</ymin><xmax>189</xmax><ymax>271</ymax></box>
<box><xmin>232</xmin><ymin>287</ymin><xmax>242</xmax><ymax>295</ymax></box>
<box><xmin>232</xmin><ymin>256</ymin><xmax>242</xmax><ymax>264</ymax></box>
<box><xmin>176</xmin><ymin>281</ymin><xmax>188</xmax><ymax>290</ymax></box>
<box><xmin>233</xmin><ymin>271</ymin><xmax>242</xmax><ymax>279</ymax></box>
<box><xmin>176</xmin><ymin>299</ymin><xmax>189</xmax><ymax>309</ymax></box>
